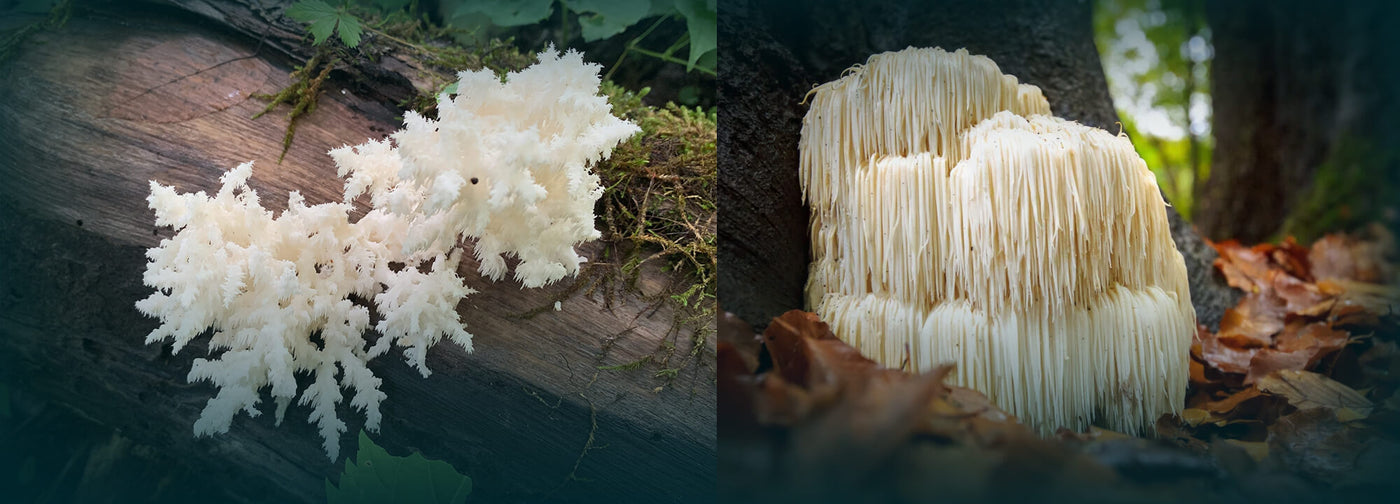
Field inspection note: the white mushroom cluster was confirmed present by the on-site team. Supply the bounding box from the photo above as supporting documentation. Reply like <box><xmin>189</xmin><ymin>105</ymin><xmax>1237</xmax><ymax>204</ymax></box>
<box><xmin>137</xmin><ymin>48</ymin><xmax>638</xmax><ymax>458</ymax></box>
<box><xmin>801</xmin><ymin>47</ymin><xmax>1195</xmax><ymax>434</ymax></box>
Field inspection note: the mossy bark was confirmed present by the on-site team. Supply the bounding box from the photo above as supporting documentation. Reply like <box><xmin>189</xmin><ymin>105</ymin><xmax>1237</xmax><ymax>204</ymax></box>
<box><xmin>1197</xmin><ymin>0</ymin><xmax>1400</xmax><ymax>243</ymax></box>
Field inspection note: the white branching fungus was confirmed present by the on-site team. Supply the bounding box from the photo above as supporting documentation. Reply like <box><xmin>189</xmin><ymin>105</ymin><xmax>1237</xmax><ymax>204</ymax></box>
<box><xmin>801</xmin><ymin>47</ymin><xmax>1195</xmax><ymax>435</ymax></box>
<box><xmin>137</xmin><ymin>48</ymin><xmax>639</xmax><ymax>459</ymax></box>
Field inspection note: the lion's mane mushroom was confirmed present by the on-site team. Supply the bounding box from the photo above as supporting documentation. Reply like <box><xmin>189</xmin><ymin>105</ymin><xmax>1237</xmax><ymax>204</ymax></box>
<box><xmin>800</xmin><ymin>47</ymin><xmax>1195</xmax><ymax>435</ymax></box>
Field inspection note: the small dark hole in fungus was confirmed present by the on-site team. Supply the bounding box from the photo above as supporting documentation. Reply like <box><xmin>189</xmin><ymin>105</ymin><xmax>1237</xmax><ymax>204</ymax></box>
<box><xmin>470</xmin><ymin>177</ymin><xmax>479</xmax><ymax>185</ymax></box>
<box><xmin>76</xmin><ymin>219</ymin><xmax>83</xmax><ymax>227</ymax></box>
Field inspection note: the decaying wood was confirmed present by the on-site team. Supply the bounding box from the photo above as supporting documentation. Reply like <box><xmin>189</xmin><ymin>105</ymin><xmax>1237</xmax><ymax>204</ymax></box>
<box><xmin>0</xmin><ymin>5</ymin><xmax>714</xmax><ymax>504</ymax></box>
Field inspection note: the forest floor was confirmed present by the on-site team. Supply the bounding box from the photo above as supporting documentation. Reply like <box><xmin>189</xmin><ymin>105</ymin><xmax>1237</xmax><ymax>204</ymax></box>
<box><xmin>719</xmin><ymin>225</ymin><xmax>1400</xmax><ymax>504</ymax></box>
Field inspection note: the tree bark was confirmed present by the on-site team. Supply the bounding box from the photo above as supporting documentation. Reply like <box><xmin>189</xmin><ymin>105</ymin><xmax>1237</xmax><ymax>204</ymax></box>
<box><xmin>1196</xmin><ymin>0</ymin><xmax>1400</xmax><ymax>243</ymax></box>
<box><xmin>719</xmin><ymin>0</ymin><xmax>1239</xmax><ymax>331</ymax></box>
<box><xmin>0</xmin><ymin>2</ymin><xmax>714</xmax><ymax>503</ymax></box>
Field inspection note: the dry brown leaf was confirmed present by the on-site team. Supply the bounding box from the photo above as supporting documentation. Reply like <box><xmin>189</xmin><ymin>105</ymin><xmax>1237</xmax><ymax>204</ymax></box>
<box><xmin>1256</xmin><ymin>369</ymin><xmax>1373</xmax><ymax>419</ymax></box>
<box><xmin>1189</xmin><ymin>356</ymin><xmax>1215</xmax><ymax>387</ymax></box>
<box><xmin>1245</xmin><ymin>349</ymin><xmax>1314</xmax><ymax>384</ymax></box>
<box><xmin>1309</xmin><ymin>231</ymin><xmax>1393</xmax><ymax>283</ymax></box>
<box><xmin>1203</xmin><ymin>386</ymin><xmax>1263</xmax><ymax>414</ymax></box>
<box><xmin>718</xmin><ymin>311</ymin><xmax>762</xmax><ymax>372</ymax></box>
<box><xmin>1180</xmin><ymin>404</ymin><xmax>1266</xmax><ymax>428</ymax></box>
<box><xmin>1268</xmin><ymin>270</ymin><xmax>1326</xmax><ymax>313</ymax></box>
<box><xmin>1310</xmin><ymin>234</ymin><xmax>1360</xmax><ymax>281</ymax></box>
<box><xmin>1272</xmin><ymin>237</ymin><xmax>1314</xmax><ymax>281</ymax></box>
<box><xmin>1274</xmin><ymin>320</ymin><xmax>1349</xmax><ymax>368</ymax></box>
<box><xmin>1201</xmin><ymin>328</ymin><xmax>1259</xmax><ymax>375</ymax></box>
<box><xmin>1329</xmin><ymin>294</ymin><xmax>1384</xmax><ymax>328</ymax></box>
<box><xmin>1180</xmin><ymin>408</ymin><xmax>1211</xmax><ymax>427</ymax></box>
<box><xmin>1322</xmin><ymin>279</ymin><xmax>1400</xmax><ymax>325</ymax></box>
<box><xmin>725</xmin><ymin>310</ymin><xmax>1030</xmax><ymax>454</ymax></box>
<box><xmin>1296</xmin><ymin>297</ymin><xmax>1337</xmax><ymax>318</ymax></box>
<box><xmin>1213</xmin><ymin>240</ymin><xmax>1273</xmax><ymax>292</ymax></box>
<box><xmin>1218</xmin><ymin>293</ymin><xmax>1287</xmax><ymax>347</ymax></box>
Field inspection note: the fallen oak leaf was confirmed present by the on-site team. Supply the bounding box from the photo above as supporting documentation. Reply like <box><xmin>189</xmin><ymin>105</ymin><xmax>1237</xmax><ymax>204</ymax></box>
<box><xmin>1256</xmin><ymin>369</ymin><xmax>1373</xmax><ymax>420</ymax></box>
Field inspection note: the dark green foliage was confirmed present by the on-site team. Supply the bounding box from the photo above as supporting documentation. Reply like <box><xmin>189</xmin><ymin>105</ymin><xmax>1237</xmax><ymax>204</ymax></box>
<box><xmin>673</xmin><ymin>0</ymin><xmax>714</xmax><ymax>71</ymax></box>
<box><xmin>1094</xmin><ymin>0</ymin><xmax>1211</xmax><ymax>217</ymax></box>
<box><xmin>444</xmin><ymin>0</ymin><xmax>716</xmax><ymax>75</ymax></box>
<box><xmin>1282</xmin><ymin>137</ymin><xmax>1400</xmax><ymax>243</ymax></box>
<box><xmin>326</xmin><ymin>431</ymin><xmax>473</xmax><ymax>504</ymax></box>
<box><xmin>287</xmin><ymin>0</ymin><xmax>365</xmax><ymax>48</ymax></box>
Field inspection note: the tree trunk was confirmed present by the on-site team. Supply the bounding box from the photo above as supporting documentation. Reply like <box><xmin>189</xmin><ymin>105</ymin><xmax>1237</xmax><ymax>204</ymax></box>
<box><xmin>0</xmin><ymin>2</ymin><xmax>714</xmax><ymax>503</ymax></box>
<box><xmin>718</xmin><ymin>0</ymin><xmax>1239</xmax><ymax>331</ymax></box>
<box><xmin>1196</xmin><ymin>0</ymin><xmax>1400</xmax><ymax>243</ymax></box>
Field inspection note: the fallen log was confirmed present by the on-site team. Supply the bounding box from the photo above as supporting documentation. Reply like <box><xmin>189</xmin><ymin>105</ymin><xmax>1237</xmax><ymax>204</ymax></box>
<box><xmin>0</xmin><ymin>4</ymin><xmax>715</xmax><ymax>503</ymax></box>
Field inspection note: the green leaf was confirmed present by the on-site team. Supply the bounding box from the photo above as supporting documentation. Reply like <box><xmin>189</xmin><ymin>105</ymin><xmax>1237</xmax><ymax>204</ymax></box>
<box><xmin>285</xmin><ymin>0</ymin><xmax>363</xmax><ymax>48</ymax></box>
<box><xmin>288</xmin><ymin>0</ymin><xmax>338</xmax><ymax>45</ymax></box>
<box><xmin>452</xmin><ymin>0</ymin><xmax>555</xmax><ymax>27</ymax></box>
<box><xmin>439</xmin><ymin>81</ymin><xmax>459</xmax><ymax>104</ymax></box>
<box><xmin>572</xmin><ymin>0</ymin><xmax>652</xmax><ymax>41</ymax></box>
<box><xmin>336</xmin><ymin>13</ymin><xmax>362</xmax><ymax>48</ymax></box>
<box><xmin>326</xmin><ymin>431</ymin><xmax>473</xmax><ymax>504</ymax></box>
<box><xmin>673</xmin><ymin>0</ymin><xmax>715</xmax><ymax>71</ymax></box>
